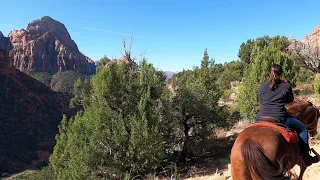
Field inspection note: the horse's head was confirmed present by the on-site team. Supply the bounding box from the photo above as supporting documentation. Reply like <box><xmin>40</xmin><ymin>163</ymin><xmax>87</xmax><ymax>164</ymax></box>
<box><xmin>286</xmin><ymin>99</ymin><xmax>320</xmax><ymax>137</ymax></box>
<box><xmin>309</xmin><ymin>105</ymin><xmax>320</xmax><ymax>136</ymax></box>
<box><xmin>305</xmin><ymin>103</ymin><xmax>320</xmax><ymax>137</ymax></box>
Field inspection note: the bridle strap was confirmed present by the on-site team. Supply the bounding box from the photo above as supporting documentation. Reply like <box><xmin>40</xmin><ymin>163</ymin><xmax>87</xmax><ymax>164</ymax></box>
<box><xmin>306</xmin><ymin>104</ymin><xmax>319</xmax><ymax>132</ymax></box>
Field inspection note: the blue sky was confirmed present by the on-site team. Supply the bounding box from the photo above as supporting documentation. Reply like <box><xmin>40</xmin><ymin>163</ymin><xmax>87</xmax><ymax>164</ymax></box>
<box><xmin>1</xmin><ymin>0</ymin><xmax>319</xmax><ymax>72</ymax></box>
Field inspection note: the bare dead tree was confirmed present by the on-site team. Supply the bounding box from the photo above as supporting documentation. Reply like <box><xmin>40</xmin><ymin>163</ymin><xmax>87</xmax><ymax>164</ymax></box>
<box><xmin>286</xmin><ymin>35</ymin><xmax>320</xmax><ymax>73</ymax></box>
<box><xmin>117</xmin><ymin>36</ymin><xmax>139</xmax><ymax>71</ymax></box>
<box><xmin>120</xmin><ymin>36</ymin><xmax>136</xmax><ymax>62</ymax></box>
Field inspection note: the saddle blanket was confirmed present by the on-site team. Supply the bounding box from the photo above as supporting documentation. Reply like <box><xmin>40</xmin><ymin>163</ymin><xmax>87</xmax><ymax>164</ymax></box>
<box><xmin>248</xmin><ymin>122</ymin><xmax>299</xmax><ymax>143</ymax></box>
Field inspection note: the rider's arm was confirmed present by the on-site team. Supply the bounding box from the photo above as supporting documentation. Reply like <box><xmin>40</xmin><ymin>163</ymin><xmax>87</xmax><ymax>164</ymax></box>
<box><xmin>287</xmin><ymin>84</ymin><xmax>294</xmax><ymax>103</ymax></box>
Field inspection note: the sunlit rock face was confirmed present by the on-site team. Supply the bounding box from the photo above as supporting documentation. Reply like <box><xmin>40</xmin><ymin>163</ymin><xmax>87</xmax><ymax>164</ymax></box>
<box><xmin>6</xmin><ymin>16</ymin><xmax>96</xmax><ymax>75</ymax></box>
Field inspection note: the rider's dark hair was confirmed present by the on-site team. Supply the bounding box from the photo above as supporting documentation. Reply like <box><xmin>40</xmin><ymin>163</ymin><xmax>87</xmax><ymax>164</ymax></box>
<box><xmin>269</xmin><ymin>64</ymin><xmax>287</xmax><ymax>89</ymax></box>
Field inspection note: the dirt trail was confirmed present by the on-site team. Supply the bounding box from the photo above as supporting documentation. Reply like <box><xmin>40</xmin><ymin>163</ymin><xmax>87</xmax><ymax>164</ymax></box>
<box><xmin>292</xmin><ymin>143</ymin><xmax>320</xmax><ymax>180</ymax></box>
<box><xmin>185</xmin><ymin>141</ymin><xmax>320</xmax><ymax>180</ymax></box>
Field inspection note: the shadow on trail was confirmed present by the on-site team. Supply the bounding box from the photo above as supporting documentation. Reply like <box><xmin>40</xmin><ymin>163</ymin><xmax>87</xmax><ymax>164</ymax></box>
<box><xmin>170</xmin><ymin>110</ymin><xmax>242</xmax><ymax>179</ymax></box>
<box><xmin>156</xmin><ymin>131</ymin><xmax>239</xmax><ymax>179</ymax></box>
<box><xmin>177</xmin><ymin>133</ymin><xmax>239</xmax><ymax>179</ymax></box>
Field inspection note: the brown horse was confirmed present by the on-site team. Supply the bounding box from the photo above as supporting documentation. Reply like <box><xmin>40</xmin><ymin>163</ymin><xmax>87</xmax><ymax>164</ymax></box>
<box><xmin>230</xmin><ymin>99</ymin><xmax>320</xmax><ymax>180</ymax></box>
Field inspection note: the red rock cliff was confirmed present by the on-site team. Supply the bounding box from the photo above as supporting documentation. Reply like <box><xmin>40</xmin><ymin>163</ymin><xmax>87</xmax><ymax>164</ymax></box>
<box><xmin>7</xmin><ymin>16</ymin><xmax>96</xmax><ymax>75</ymax></box>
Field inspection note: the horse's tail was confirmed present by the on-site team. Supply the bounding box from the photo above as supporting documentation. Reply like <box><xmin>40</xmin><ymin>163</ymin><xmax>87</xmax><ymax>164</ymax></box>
<box><xmin>241</xmin><ymin>138</ymin><xmax>291</xmax><ymax>180</ymax></box>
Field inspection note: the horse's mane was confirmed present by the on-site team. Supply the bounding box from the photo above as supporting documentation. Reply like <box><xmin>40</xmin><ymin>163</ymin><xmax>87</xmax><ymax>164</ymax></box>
<box><xmin>286</xmin><ymin>98</ymin><xmax>313</xmax><ymax>118</ymax></box>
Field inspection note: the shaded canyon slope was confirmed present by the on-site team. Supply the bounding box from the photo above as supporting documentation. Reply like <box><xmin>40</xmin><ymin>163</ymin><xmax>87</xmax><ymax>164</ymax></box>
<box><xmin>0</xmin><ymin>50</ymin><xmax>72</xmax><ymax>174</ymax></box>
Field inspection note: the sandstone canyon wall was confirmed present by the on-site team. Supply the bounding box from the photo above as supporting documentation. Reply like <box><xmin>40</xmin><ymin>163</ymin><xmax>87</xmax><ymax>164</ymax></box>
<box><xmin>2</xmin><ymin>16</ymin><xmax>95</xmax><ymax>75</ymax></box>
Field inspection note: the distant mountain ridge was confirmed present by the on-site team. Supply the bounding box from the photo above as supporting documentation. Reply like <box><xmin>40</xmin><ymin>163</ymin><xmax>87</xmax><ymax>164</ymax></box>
<box><xmin>163</xmin><ymin>71</ymin><xmax>176</xmax><ymax>82</ymax></box>
<box><xmin>0</xmin><ymin>16</ymin><xmax>95</xmax><ymax>75</ymax></box>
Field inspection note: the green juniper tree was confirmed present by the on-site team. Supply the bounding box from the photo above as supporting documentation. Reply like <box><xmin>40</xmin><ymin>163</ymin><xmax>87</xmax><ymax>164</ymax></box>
<box><xmin>237</xmin><ymin>36</ymin><xmax>299</xmax><ymax>120</ymax></box>
<box><xmin>169</xmin><ymin>49</ymin><xmax>229</xmax><ymax>158</ymax></box>
<box><xmin>50</xmin><ymin>58</ymin><xmax>170</xmax><ymax>179</ymax></box>
<box><xmin>238</xmin><ymin>39</ymin><xmax>255</xmax><ymax>64</ymax></box>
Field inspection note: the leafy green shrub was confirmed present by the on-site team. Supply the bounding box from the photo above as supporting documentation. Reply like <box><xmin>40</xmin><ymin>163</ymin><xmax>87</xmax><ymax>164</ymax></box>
<box><xmin>296</xmin><ymin>83</ymin><xmax>314</xmax><ymax>96</ymax></box>
<box><xmin>99</xmin><ymin>55</ymin><xmax>111</xmax><ymax>66</ymax></box>
<box><xmin>238</xmin><ymin>39</ymin><xmax>255</xmax><ymax>64</ymax></box>
<box><xmin>237</xmin><ymin>36</ymin><xmax>298</xmax><ymax>120</ymax></box>
<box><xmin>169</xmin><ymin>49</ymin><xmax>230</xmax><ymax>158</ymax></box>
<box><xmin>51</xmin><ymin>71</ymin><xmax>89</xmax><ymax>94</ymax></box>
<box><xmin>30</xmin><ymin>72</ymin><xmax>53</xmax><ymax>87</ymax></box>
<box><xmin>314</xmin><ymin>74</ymin><xmax>320</xmax><ymax>101</ymax></box>
<box><xmin>296</xmin><ymin>68</ymin><xmax>314</xmax><ymax>85</ymax></box>
<box><xmin>217</xmin><ymin>60</ymin><xmax>245</xmax><ymax>91</ymax></box>
<box><xmin>222</xmin><ymin>89</ymin><xmax>232</xmax><ymax>101</ymax></box>
<box><xmin>50</xmin><ymin>60</ymin><xmax>169</xmax><ymax>179</ymax></box>
<box><xmin>13</xmin><ymin>165</ymin><xmax>54</xmax><ymax>180</ymax></box>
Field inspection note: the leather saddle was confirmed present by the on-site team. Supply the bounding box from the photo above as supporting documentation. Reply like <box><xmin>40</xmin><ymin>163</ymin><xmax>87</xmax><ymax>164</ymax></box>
<box><xmin>256</xmin><ymin>116</ymin><xmax>293</xmax><ymax>132</ymax></box>
<box><xmin>257</xmin><ymin>116</ymin><xmax>279</xmax><ymax>123</ymax></box>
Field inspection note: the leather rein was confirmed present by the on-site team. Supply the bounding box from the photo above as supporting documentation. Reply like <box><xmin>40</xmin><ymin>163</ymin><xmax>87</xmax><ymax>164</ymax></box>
<box><xmin>294</xmin><ymin>102</ymin><xmax>319</xmax><ymax>133</ymax></box>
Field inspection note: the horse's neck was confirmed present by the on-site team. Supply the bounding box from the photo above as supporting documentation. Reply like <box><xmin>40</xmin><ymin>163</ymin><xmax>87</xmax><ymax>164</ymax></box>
<box><xmin>286</xmin><ymin>102</ymin><xmax>312</xmax><ymax>124</ymax></box>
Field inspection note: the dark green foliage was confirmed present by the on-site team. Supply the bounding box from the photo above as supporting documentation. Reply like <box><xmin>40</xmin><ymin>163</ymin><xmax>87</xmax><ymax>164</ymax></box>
<box><xmin>296</xmin><ymin>67</ymin><xmax>314</xmax><ymax>85</ymax></box>
<box><xmin>51</xmin><ymin>71</ymin><xmax>90</xmax><ymax>94</ymax></box>
<box><xmin>13</xmin><ymin>165</ymin><xmax>55</xmax><ymax>180</ymax></box>
<box><xmin>314</xmin><ymin>74</ymin><xmax>320</xmax><ymax>101</ymax></box>
<box><xmin>169</xmin><ymin>49</ymin><xmax>229</xmax><ymax>157</ymax></box>
<box><xmin>296</xmin><ymin>84</ymin><xmax>314</xmax><ymax>96</ymax></box>
<box><xmin>96</xmin><ymin>55</ymin><xmax>111</xmax><ymax>73</ymax></box>
<box><xmin>30</xmin><ymin>72</ymin><xmax>53</xmax><ymax>87</ymax></box>
<box><xmin>212</xmin><ymin>62</ymin><xmax>225</xmax><ymax>74</ymax></box>
<box><xmin>50</xmin><ymin>60</ymin><xmax>169</xmax><ymax>179</ymax></box>
<box><xmin>201</xmin><ymin>48</ymin><xmax>209</xmax><ymax>69</ymax></box>
<box><xmin>30</xmin><ymin>70</ymin><xmax>92</xmax><ymax>95</ymax></box>
<box><xmin>99</xmin><ymin>55</ymin><xmax>111</xmax><ymax>66</ymax></box>
<box><xmin>238</xmin><ymin>39</ymin><xmax>254</xmax><ymax>64</ymax></box>
<box><xmin>237</xmin><ymin>36</ymin><xmax>299</xmax><ymax>120</ymax></box>
<box><xmin>32</xmin><ymin>166</ymin><xmax>55</xmax><ymax>180</ymax></box>
<box><xmin>217</xmin><ymin>60</ymin><xmax>245</xmax><ymax>91</ymax></box>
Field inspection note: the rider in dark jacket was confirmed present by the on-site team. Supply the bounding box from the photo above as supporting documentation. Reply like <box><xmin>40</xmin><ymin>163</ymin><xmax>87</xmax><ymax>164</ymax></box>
<box><xmin>256</xmin><ymin>64</ymin><xmax>318</xmax><ymax>166</ymax></box>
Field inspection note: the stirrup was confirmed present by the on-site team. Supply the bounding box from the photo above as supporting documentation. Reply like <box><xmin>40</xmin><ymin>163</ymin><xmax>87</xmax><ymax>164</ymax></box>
<box><xmin>311</xmin><ymin>148</ymin><xmax>320</xmax><ymax>162</ymax></box>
